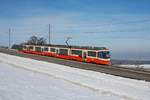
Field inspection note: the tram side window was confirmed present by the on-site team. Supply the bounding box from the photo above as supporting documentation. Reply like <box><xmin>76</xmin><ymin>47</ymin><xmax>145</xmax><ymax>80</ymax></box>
<box><xmin>35</xmin><ymin>47</ymin><xmax>41</xmax><ymax>52</ymax></box>
<box><xmin>98</xmin><ymin>51</ymin><xmax>110</xmax><ymax>59</ymax></box>
<box><xmin>50</xmin><ymin>48</ymin><xmax>55</xmax><ymax>52</ymax></box>
<box><xmin>59</xmin><ymin>49</ymin><xmax>68</xmax><ymax>55</ymax></box>
<box><xmin>88</xmin><ymin>51</ymin><xmax>96</xmax><ymax>57</ymax></box>
<box><xmin>29</xmin><ymin>46</ymin><xmax>33</xmax><ymax>50</ymax></box>
<box><xmin>44</xmin><ymin>47</ymin><xmax>49</xmax><ymax>52</ymax></box>
<box><xmin>23</xmin><ymin>46</ymin><xmax>27</xmax><ymax>50</ymax></box>
<box><xmin>71</xmin><ymin>50</ymin><xmax>82</xmax><ymax>56</ymax></box>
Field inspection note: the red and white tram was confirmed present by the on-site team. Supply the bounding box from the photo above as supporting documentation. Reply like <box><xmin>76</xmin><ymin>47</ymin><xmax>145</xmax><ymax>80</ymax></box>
<box><xmin>20</xmin><ymin>44</ymin><xmax>111</xmax><ymax>65</ymax></box>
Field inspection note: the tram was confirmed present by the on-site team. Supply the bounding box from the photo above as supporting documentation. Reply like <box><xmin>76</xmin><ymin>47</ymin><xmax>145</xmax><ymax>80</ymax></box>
<box><xmin>20</xmin><ymin>44</ymin><xmax>111</xmax><ymax>65</ymax></box>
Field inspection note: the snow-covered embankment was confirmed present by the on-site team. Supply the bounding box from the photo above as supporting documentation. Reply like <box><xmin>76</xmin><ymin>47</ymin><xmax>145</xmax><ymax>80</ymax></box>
<box><xmin>0</xmin><ymin>53</ymin><xmax>150</xmax><ymax>100</ymax></box>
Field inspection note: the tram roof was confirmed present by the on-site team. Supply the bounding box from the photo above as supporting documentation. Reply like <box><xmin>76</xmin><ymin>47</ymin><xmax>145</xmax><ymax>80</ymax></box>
<box><xmin>24</xmin><ymin>44</ymin><xmax>108</xmax><ymax>50</ymax></box>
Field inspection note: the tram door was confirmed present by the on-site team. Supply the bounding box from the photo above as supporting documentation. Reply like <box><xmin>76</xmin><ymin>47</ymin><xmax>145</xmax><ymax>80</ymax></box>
<box><xmin>83</xmin><ymin>52</ymin><xmax>87</xmax><ymax>62</ymax></box>
<box><xmin>41</xmin><ymin>48</ymin><xmax>44</xmax><ymax>52</ymax></box>
<box><xmin>56</xmin><ymin>49</ymin><xmax>59</xmax><ymax>54</ymax></box>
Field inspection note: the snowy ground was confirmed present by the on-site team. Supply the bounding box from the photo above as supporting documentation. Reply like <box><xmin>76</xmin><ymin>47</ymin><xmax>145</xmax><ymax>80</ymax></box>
<box><xmin>0</xmin><ymin>53</ymin><xmax>150</xmax><ymax>100</ymax></box>
<box><xmin>118</xmin><ymin>64</ymin><xmax>150</xmax><ymax>71</ymax></box>
<box><xmin>0</xmin><ymin>61</ymin><xmax>105</xmax><ymax>100</ymax></box>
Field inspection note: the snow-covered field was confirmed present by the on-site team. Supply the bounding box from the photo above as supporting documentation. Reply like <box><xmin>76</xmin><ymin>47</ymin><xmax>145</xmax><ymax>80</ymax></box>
<box><xmin>0</xmin><ymin>53</ymin><xmax>150</xmax><ymax>100</ymax></box>
<box><xmin>118</xmin><ymin>64</ymin><xmax>150</xmax><ymax>71</ymax></box>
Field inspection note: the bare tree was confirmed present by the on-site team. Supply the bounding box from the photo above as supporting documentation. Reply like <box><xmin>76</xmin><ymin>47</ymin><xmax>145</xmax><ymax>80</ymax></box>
<box><xmin>37</xmin><ymin>37</ymin><xmax>47</xmax><ymax>45</ymax></box>
<box><xmin>27</xmin><ymin>36</ymin><xmax>47</xmax><ymax>45</ymax></box>
<box><xmin>27</xmin><ymin>36</ymin><xmax>38</xmax><ymax>45</ymax></box>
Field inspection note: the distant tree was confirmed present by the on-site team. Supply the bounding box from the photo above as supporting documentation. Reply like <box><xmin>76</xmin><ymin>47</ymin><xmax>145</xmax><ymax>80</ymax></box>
<box><xmin>27</xmin><ymin>36</ymin><xmax>47</xmax><ymax>45</ymax></box>
<box><xmin>0</xmin><ymin>46</ymin><xmax>8</xmax><ymax>49</ymax></box>
<box><xmin>27</xmin><ymin>36</ymin><xmax>38</xmax><ymax>45</ymax></box>
<box><xmin>37</xmin><ymin>37</ymin><xmax>47</xmax><ymax>45</ymax></box>
<box><xmin>11</xmin><ymin>44</ymin><xmax>23</xmax><ymax>50</ymax></box>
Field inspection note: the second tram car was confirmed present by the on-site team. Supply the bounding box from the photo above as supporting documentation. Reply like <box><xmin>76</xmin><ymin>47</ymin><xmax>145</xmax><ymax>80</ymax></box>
<box><xmin>20</xmin><ymin>44</ymin><xmax>111</xmax><ymax>65</ymax></box>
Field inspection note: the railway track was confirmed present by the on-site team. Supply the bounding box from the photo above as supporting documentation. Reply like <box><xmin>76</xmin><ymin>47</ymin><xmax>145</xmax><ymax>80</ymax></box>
<box><xmin>0</xmin><ymin>48</ymin><xmax>150</xmax><ymax>81</ymax></box>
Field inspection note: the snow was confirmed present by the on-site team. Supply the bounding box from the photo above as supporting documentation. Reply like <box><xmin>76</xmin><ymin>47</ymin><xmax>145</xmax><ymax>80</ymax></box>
<box><xmin>119</xmin><ymin>64</ymin><xmax>150</xmax><ymax>71</ymax></box>
<box><xmin>0</xmin><ymin>62</ymin><xmax>104</xmax><ymax>100</ymax></box>
<box><xmin>0</xmin><ymin>53</ymin><xmax>150</xmax><ymax>100</ymax></box>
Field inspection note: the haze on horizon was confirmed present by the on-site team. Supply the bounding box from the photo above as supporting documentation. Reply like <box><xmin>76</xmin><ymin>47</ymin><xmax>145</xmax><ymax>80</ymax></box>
<box><xmin>0</xmin><ymin>0</ymin><xmax>150</xmax><ymax>60</ymax></box>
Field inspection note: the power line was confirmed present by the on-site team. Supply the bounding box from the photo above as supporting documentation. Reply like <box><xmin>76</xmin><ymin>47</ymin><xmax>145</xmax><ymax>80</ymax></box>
<box><xmin>62</xmin><ymin>19</ymin><xmax>150</xmax><ymax>28</ymax></box>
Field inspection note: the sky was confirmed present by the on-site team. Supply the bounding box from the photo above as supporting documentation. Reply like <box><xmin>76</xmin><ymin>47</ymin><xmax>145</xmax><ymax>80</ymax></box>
<box><xmin>0</xmin><ymin>0</ymin><xmax>150</xmax><ymax>60</ymax></box>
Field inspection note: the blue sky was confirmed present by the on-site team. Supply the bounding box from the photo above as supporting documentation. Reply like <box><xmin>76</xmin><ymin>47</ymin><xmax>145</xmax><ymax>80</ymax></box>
<box><xmin>0</xmin><ymin>0</ymin><xmax>150</xmax><ymax>60</ymax></box>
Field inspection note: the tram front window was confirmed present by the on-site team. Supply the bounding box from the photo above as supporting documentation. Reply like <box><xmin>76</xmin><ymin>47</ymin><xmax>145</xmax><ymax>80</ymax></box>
<box><xmin>98</xmin><ymin>51</ymin><xmax>110</xmax><ymax>59</ymax></box>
